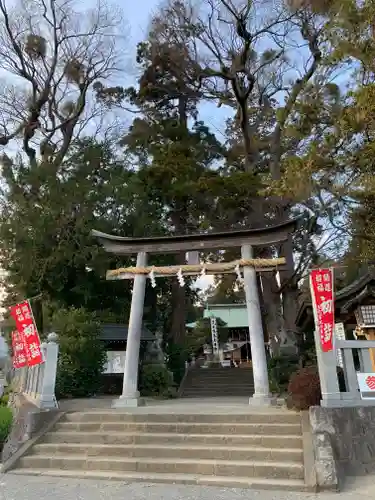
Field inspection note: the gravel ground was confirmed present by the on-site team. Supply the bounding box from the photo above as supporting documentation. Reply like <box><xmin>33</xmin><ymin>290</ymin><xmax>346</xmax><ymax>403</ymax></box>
<box><xmin>0</xmin><ymin>474</ymin><xmax>374</xmax><ymax>500</ymax></box>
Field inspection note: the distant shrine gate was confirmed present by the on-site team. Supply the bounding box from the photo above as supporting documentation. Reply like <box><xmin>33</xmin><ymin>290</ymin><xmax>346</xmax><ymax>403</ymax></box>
<box><xmin>93</xmin><ymin>219</ymin><xmax>298</xmax><ymax>407</ymax></box>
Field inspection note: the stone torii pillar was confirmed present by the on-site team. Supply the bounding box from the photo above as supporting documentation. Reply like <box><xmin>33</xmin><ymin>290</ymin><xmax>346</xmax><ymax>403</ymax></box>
<box><xmin>241</xmin><ymin>245</ymin><xmax>272</xmax><ymax>405</ymax></box>
<box><xmin>113</xmin><ymin>251</ymin><xmax>147</xmax><ymax>408</ymax></box>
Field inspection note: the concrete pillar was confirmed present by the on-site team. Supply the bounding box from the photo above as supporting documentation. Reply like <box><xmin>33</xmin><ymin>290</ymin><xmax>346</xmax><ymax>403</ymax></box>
<box><xmin>113</xmin><ymin>251</ymin><xmax>147</xmax><ymax>408</ymax></box>
<box><xmin>314</xmin><ymin>328</ymin><xmax>341</xmax><ymax>407</ymax></box>
<box><xmin>241</xmin><ymin>244</ymin><xmax>273</xmax><ymax>405</ymax></box>
<box><xmin>38</xmin><ymin>332</ymin><xmax>59</xmax><ymax>409</ymax></box>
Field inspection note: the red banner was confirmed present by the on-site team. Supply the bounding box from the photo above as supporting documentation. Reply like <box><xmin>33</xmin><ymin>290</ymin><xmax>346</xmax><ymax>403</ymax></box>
<box><xmin>9</xmin><ymin>301</ymin><xmax>43</xmax><ymax>366</ymax></box>
<box><xmin>310</xmin><ymin>269</ymin><xmax>335</xmax><ymax>352</ymax></box>
<box><xmin>11</xmin><ymin>330</ymin><xmax>27</xmax><ymax>369</ymax></box>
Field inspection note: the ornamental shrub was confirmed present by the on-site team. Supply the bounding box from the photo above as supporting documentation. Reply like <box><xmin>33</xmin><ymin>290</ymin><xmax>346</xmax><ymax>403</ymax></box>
<box><xmin>139</xmin><ymin>363</ymin><xmax>175</xmax><ymax>398</ymax></box>
<box><xmin>53</xmin><ymin>307</ymin><xmax>106</xmax><ymax>399</ymax></box>
<box><xmin>0</xmin><ymin>394</ymin><xmax>9</xmax><ymax>407</ymax></box>
<box><xmin>268</xmin><ymin>355</ymin><xmax>300</xmax><ymax>395</ymax></box>
<box><xmin>287</xmin><ymin>365</ymin><xmax>321</xmax><ymax>410</ymax></box>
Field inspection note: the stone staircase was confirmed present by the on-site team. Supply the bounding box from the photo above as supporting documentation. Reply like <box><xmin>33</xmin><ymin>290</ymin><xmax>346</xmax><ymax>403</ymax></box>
<box><xmin>10</xmin><ymin>409</ymin><xmax>312</xmax><ymax>491</ymax></box>
<box><xmin>179</xmin><ymin>366</ymin><xmax>255</xmax><ymax>398</ymax></box>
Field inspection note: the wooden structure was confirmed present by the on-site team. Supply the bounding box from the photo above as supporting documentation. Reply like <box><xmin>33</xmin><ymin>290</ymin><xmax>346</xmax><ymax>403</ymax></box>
<box><xmin>297</xmin><ymin>271</ymin><xmax>375</xmax><ymax>407</ymax></box>
<box><xmin>93</xmin><ymin>218</ymin><xmax>299</xmax><ymax>407</ymax></box>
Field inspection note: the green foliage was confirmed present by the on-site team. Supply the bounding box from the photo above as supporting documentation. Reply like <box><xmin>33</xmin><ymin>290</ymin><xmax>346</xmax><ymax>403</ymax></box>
<box><xmin>53</xmin><ymin>307</ymin><xmax>106</xmax><ymax>399</ymax></box>
<box><xmin>3</xmin><ymin>0</ymin><xmax>375</xmax><ymax>367</ymax></box>
<box><xmin>139</xmin><ymin>364</ymin><xmax>175</xmax><ymax>397</ymax></box>
<box><xmin>268</xmin><ymin>355</ymin><xmax>300</xmax><ymax>395</ymax></box>
<box><xmin>0</xmin><ymin>140</ymin><xmax>135</xmax><ymax>317</ymax></box>
<box><xmin>287</xmin><ymin>366</ymin><xmax>322</xmax><ymax>411</ymax></box>
<box><xmin>186</xmin><ymin>317</ymin><xmax>227</xmax><ymax>356</ymax></box>
<box><xmin>165</xmin><ymin>342</ymin><xmax>189</xmax><ymax>387</ymax></box>
<box><xmin>0</xmin><ymin>394</ymin><xmax>9</xmax><ymax>407</ymax></box>
<box><xmin>0</xmin><ymin>407</ymin><xmax>13</xmax><ymax>443</ymax></box>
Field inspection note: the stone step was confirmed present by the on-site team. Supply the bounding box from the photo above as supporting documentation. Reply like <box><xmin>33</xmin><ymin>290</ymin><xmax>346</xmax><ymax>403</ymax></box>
<box><xmin>62</xmin><ymin>411</ymin><xmax>299</xmax><ymax>424</ymax></box>
<box><xmin>18</xmin><ymin>454</ymin><xmax>304</xmax><ymax>479</ymax></box>
<box><xmin>53</xmin><ymin>421</ymin><xmax>302</xmax><ymax>435</ymax></box>
<box><xmin>180</xmin><ymin>391</ymin><xmax>254</xmax><ymax>396</ymax></box>
<box><xmin>9</xmin><ymin>469</ymin><xmax>313</xmax><ymax>492</ymax></box>
<box><xmin>185</xmin><ymin>379</ymin><xmax>255</xmax><ymax>384</ymax></box>
<box><xmin>31</xmin><ymin>443</ymin><xmax>303</xmax><ymax>462</ymax></box>
<box><xmin>187</xmin><ymin>372</ymin><xmax>253</xmax><ymax>375</ymax></box>
<box><xmin>180</xmin><ymin>392</ymin><xmax>254</xmax><ymax>395</ymax></box>
<box><xmin>182</xmin><ymin>385</ymin><xmax>255</xmax><ymax>390</ymax></box>
<box><xmin>42</xmin><ymin>431</ymin><xmax>303</xmax><ymax>448</ymax></box>
<box><xmin>186</xmin><ymin>376</ymin><xmax>254</xmax><ymax>381</ymax></box>
<box><xmin>187</xmin><ymin>376</ymin><xmax>254</xmax><ymax>379</ymax></box>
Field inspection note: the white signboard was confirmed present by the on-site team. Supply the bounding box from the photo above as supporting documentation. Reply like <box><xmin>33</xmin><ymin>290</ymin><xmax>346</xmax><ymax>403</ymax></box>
<box><xmin>335</xmin><ymin>323</ymin><xmax>345</xmax><ymax>368</ymax></box>
<box><xmin>103</xmin><ymin>351</ymin><xmax>125</xmax><ymax>374</ymax></box>
<box><xmin>357</xmin><ymin>373</ymin><xmax>375</xmax><ymax>399</ymax></box>
<box><xmin>210</xmin><ymin>316</ymin><xmax>219</xmax><ymax>354</ymax></box>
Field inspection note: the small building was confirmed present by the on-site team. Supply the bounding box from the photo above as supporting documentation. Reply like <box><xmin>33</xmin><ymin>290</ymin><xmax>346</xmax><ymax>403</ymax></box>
<box><xmin>187</xmin><ymin>303</ymin><xmax>269</xmax><ymax>365</ymax></box>
<box><xmin>100</xmin><ymin>323</ymin><xmax>155</xmax><ymax>394</ymax></box>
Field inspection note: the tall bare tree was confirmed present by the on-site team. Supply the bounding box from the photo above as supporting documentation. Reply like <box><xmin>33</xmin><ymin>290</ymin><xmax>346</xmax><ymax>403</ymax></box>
<box><xmin>146</xmin><ymin>0</ymin><xmax>337</xmax><ymax>347</ymax></box>
<box><xmin>0</xmin><ymin>0</ymin><xmax>125</xmax><ymax>168</ymax></box>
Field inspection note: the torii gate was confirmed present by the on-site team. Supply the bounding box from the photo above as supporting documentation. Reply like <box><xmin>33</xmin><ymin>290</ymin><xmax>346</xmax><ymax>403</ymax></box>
<box><xmin>93</xmin><ymin>218</ymin><xmax>298</xmax><ymax>407</ymax></box>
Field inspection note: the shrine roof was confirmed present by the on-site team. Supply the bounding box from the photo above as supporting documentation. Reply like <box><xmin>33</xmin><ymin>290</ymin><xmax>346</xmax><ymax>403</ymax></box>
<box><xmin>101</xmin><ymin>323</ymin><xmax>155</xmax><ymax>342</ymax></box>
<box><xmin>296</xmin><ymin>270</ymin><xmax>375</xmax><ymax>328</ymax></box>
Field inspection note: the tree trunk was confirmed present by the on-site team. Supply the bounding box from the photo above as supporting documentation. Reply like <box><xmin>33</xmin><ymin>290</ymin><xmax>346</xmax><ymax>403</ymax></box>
<box><xmin>279</xmin><ymin>236</ymin><xmax>299</xmax><ymax>351</ymax></box>
<box><xmin>260</xmin><ymin>271</ymin><xmax>282</xmax><ymax>357</ymax></box>
<box><xmin>169</xmin><ymin>250</ymin><xmax>187</xmax><ymax>344</ymax></box>
<box><xmin>167</xmin><ymin>96</ymin><xmax>189</xmax><ymax>345</ymax></box>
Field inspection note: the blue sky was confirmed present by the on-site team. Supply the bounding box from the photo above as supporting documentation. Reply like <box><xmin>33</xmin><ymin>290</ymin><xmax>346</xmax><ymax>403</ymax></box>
<box><xmin>121</xmin><ymin>0</ymin><xmax>230</xmax><ymax>139</ymax></box>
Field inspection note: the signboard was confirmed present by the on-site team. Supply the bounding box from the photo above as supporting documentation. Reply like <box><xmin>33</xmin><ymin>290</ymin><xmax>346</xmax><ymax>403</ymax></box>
<box><xmin>9</xmin><ymin>301</ymin><xmax>43</xmax><ymax>366</ymax></box>
<box><xmin>210</xmin><ymin>316</ymin><xmax>219</xmax><ymax>354</ymax></box>
<box><xmin>310</xmin><ymin>269</ymin><xmax>335</xmax><ymax>352</ymax></box>
<box><xmin>357</xmin><ymin>373</ymin><xmax>375</xmax><ymax>399</ymax></box>
<box><xmin>335</xmin><ymin>323</ymin><xmax>345</xmax><ymax>368</ymax></box>
<box><xmin>11</xmin><ymin>330</ymin><xmax>27</xmax><ymax>369</ymax></box>
<box><xmin>103</xmin><ymin>351</ymin><xmax>126</xmax><ymax>374</ymax></box>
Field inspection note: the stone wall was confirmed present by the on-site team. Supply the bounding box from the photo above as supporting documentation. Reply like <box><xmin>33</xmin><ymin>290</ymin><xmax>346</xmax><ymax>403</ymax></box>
<box><xmin>2</xmin><ymin>394</ymin><xmax>61</xmax><ymax>465</ymax></box>
<box><xmin>310</xmin><ymin>406</ymin><xmax>375</xmax><ymax>490</ymax></box>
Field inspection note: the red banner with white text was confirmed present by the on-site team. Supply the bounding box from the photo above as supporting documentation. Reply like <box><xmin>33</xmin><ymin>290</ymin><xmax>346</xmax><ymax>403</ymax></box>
<box><xmin>310</xmin><ymin>269</ymin><xmax>335</xmax><ymax>353</ymax></box>
<box><xmin>11</xmin><ymin>330</ymin><xmax>27</xmax><ymax>369</ymax></box>
<box><xmin>9</xmin><ymin>301</ymin><xmax>44</xmax><ymax>366</ymax></box>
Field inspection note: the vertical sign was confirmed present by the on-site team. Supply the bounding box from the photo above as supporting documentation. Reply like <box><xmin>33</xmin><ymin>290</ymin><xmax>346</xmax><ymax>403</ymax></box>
<box><xmin>9</xmin><ymin>301</ymin><xmax>43</xmax><ymax>366</ymax></box>
<box><xmin>210</xmin><ymin>316</ymin><xmax>219</xmax><ymax>354</ymax></box>
<box><xmin>11</xmin><ymin>330</ymin><xmax>27</xmax><ymax>369</ymax></box>
<box><xmin>335</xmin><ymin>322</ymin><xmax>345</xmax><ymax>368</ymax></box>
<box><xmin>310</xmin><ymin>269</ymin><xmax>335</xmax><ymax>353</ymax></box>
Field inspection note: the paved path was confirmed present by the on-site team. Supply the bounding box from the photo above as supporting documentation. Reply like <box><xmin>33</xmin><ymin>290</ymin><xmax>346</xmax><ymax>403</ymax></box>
<box><xmin>0</xmin><ymin>474</ymin><xmax>375</xmax><ymax>500</ymax></box>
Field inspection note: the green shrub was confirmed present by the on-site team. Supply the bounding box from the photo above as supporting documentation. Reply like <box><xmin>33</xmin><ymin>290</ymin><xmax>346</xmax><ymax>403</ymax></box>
<box><xmin>165</xmin><ymin>342</ymin><xmax>188</xmax><ymax>387</ymax></box>
<box><xmin>287</xmin><ymin>365</ymin><xmax>321</xmax><ymax>410</ymax></box>
<box><xmin>0</xmin><ymin>394</ymin><xmax>9</xmax><ymax>407</ymax></box>
<box><xmin>268</xmin><ymin>355</ymin><xmax>300</xmax><ymax>394</ymax></box>
<box><xmin>139</xmin><ymin>364</ymin><xmax>175</xmax><ymax>397</ymax></box>
<box><xmin>53</xmin><ymin>307</ymin><xmax>106</xmax><ymax>399</ymax></box>
<box><xmin>0</xmin><ymin>406</ymin><xmax>13</xmax><ymax>443</ymax></box>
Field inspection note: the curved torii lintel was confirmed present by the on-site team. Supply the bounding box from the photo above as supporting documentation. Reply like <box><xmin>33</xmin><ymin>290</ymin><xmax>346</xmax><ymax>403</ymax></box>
<box><xmin>92</xmin><ymin>217</ymin><xmax>300</xmax><ymax>255</ymax></box>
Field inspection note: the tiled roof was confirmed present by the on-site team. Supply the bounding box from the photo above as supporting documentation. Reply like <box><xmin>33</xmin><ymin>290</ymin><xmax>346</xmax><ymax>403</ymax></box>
<box><xmin>100</xmin><ymin>323</ymin><xmax>155</xmax><ymax>342</ymax></box>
